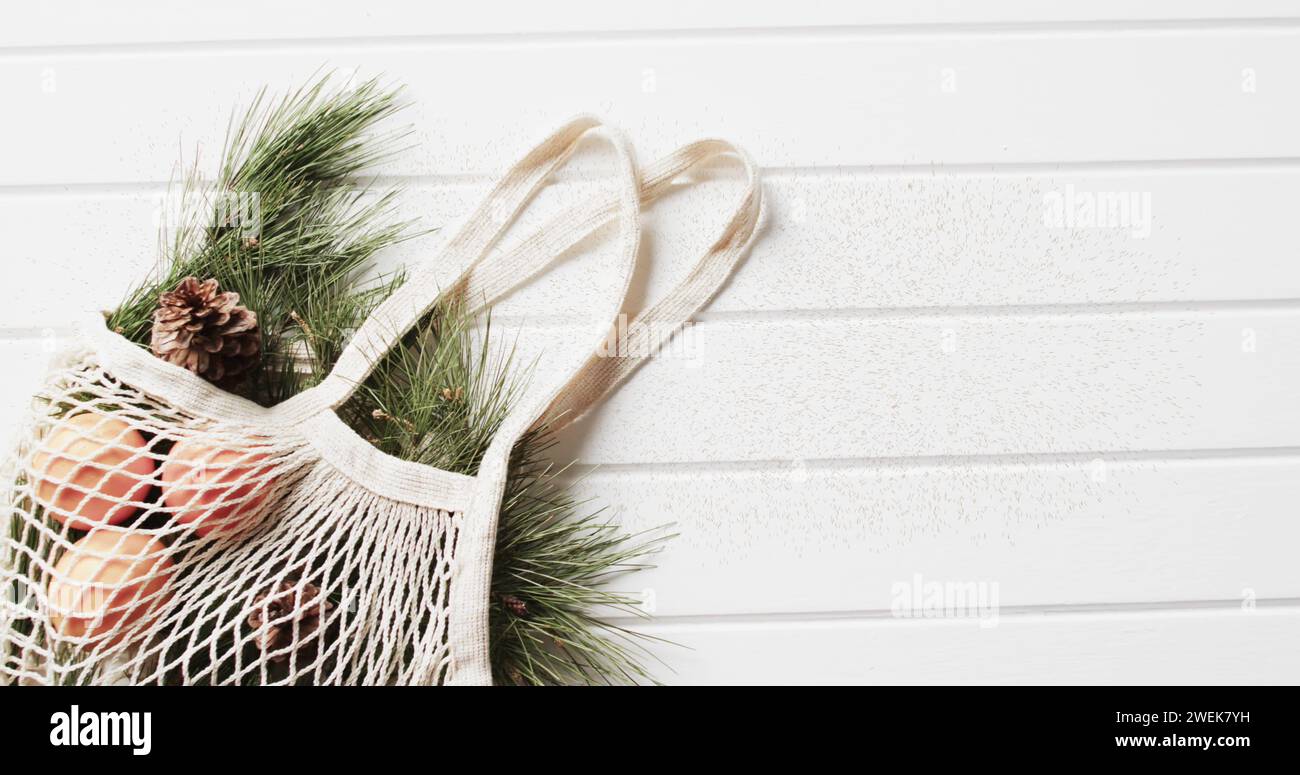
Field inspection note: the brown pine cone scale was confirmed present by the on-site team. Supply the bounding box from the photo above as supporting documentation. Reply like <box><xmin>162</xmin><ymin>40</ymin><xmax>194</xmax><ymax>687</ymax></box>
<box><xmin>150</xmin><ymin>276</ymin><xmax>259</xmax><ymax>385</ymax></box>
<box><xmin>247</xmin><ymin>578</ymin><xmax>335</xmax><ymax>663</ymax></box>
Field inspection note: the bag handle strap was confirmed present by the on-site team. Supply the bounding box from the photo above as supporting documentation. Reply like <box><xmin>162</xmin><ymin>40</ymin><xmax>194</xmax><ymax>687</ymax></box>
<box><xmin>309</xmin><ymin>120</ymin><xmax>761</xmax><ymax>452</ymax></box>
<box><xmin>438</xmin><ymin>132</ymin><xmax>762</xmax><ymax>686</ymax></box>
<box><xmin>458</xmin><ymin>139</ymin><xmax>762</xmax><ymax>433</ymax></box>
<box><xmin>311</xmin><ymin>115</ymin><xmax>641</xmax><ymax>410</ymax></box>
<box><xmin>546</xmin><ymin>139</ymin><xmax>761</xmax><ymax>431</ymax></box>
<box><xmin>437</xmin><ymin>121</ymin><xmax>644</xmax><ymax>685</ymax></box>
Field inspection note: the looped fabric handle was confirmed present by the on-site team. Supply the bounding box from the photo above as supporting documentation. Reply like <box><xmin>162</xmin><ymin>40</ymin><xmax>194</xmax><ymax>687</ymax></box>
<box><xmin>444</xmin><ymin>130</ymin><xmax>763</xmax><ymax>684</ymax></box>
<box><xmin>541</xmin><ymin>139</ymin><xmax>763</xmax><ymax>432</ymax></box>
<box><xmin>313</xmin><ymin>115</ymin><xmax>642</xmax><ymax>411</ymax></box>
<box><xmin>306</xmin><ymin>115</ymin><xmax>763</xmax><ymax>684</ymax></box>
<box><xmin>446</xmin><ymin>138</ymin><xmax>761</xmax><ymax>432</ymax></box>
<box><xmin>313</xmin><ymin>121</ymin><xmax>763</xmax><ymax>443</ymax></box>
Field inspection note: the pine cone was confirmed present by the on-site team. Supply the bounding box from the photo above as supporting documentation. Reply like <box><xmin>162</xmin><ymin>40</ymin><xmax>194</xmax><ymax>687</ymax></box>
<box><xmin>247</xmin><ymin>578</ymin><xmax>334</xmax><ymax>663</ymax></box>
<box><xmin>150</xmin><ymin>276</ymin><xmax>259</xmax><ymax>385</ymax></box>
<box><xmin>499</xmin><ymin>593</ymin><xmax>528</xmax><ymax>617</ymax></box>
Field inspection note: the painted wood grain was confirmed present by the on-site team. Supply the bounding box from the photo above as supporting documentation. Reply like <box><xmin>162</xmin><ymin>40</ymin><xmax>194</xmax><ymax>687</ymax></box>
<box><xmin>634</xmin><ymin>605</ymin><xmax>1300</xmax><ymax>684</ymax></box>
<box><xmin>4</xmin><ymin>305</ymin><xmax>1294</xmax><ymax>474</ymax></box>
<box><xmin>572</xmin><ymin>454</ymin><xmax>1300</xmax><ymax>617</ymax></box>
<box><xmin>5</xmin><ymin>1</ymin><xmax>1297</xmax><ymax>49</ymax></box>
<box><xmin>2</xmin><ymin>28</ymin><xmax>1298</xmax><ymax>186</ymax></box>
<box><xmin>519</xmin><ymin>310</ymin><xmax>1298</xmax><ymax>464</ymax></box>
<box><xmin>4</xmin><ymin>166</ymin><xmax>1299</xmax><ymax>331</ymax></box>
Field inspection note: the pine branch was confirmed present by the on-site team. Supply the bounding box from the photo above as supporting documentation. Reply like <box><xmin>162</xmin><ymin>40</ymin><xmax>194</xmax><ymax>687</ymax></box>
<box><xmin>97</xmin><ymin>74</ymin><xmax>669</xmax><ymax>685</ymax></box>
<box><xmin>105</xmin><ymin>74</ymin><xmax>415</xmax><ymax>407</ymax></box>
<box><xmin>335</xmin><ymin>299</ymin><xmax>671</xmax><ymax>685</ymax></box>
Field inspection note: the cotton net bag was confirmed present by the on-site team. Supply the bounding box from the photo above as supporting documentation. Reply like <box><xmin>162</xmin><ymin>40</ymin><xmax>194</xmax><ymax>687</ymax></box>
<box><xmin>0</xmin><ymin>116</ymin><xmax>761</xmax><ymax>685</ymax></box>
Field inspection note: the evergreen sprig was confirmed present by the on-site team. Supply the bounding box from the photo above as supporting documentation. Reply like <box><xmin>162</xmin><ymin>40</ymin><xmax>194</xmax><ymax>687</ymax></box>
<box><xmin>492</xmin><ymin>427</ymin><xmax>671</xmax><ymax>685</ymax></box>
<box><xmin>107</xmin><ymin>74</ymin><xmax>413</xmax><ymax>406</ymax></box>
<box><xmin>336</xmin><ymin>295</ymin><xmax>669</xmax><ymax>685</ymax></box>
<box><xmin>105</xmin><ymin>75</ymin><xmax>665</xmax><ymax>684</ymax></box>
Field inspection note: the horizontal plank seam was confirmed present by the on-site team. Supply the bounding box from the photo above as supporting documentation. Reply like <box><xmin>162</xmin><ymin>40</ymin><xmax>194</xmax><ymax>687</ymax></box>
<box><xmin>481</xmin><ymin>299</ymin><xmax>1300</xmax><ymax>326</ymax></box>
<box><xmin>5</xmin><ymin>300</ymin><xmax>1300</xmax><ymax>343</ymax></box>
<box><xmin>697</xmin><ymin>299</ymin><xmax>1300</xmax><ymax>321</ymax></box>
<box><xmin>7</xmin><ymin>298</ymin><xmax>1300</xmax><ymax>339</ymax></box>
<box><xmin>6</xmin><ymin>297</ymin><xmax>1300</xmax><ymax>345</ymax></box>
<box><xmin>561</xmin><ymin>446</ymin><xmax>1300</xmax><ymax>478</ymax></box>
<box><xmin>7</xmin><ymin>157</ymin><xmax>1300</xmax><ymax>195</ymax></box>
<box><xmin>605</xmin><ymin>598</ymin><xmax>1300</xmax><ymax>625</ymax></box>
<box><xmin>3</xmin><ymin>17</ymin><xmax>1300</xmax><ymax>58</ymax></box>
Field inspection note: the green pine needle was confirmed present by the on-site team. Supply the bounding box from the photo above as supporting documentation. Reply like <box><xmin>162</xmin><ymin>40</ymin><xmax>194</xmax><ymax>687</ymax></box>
<box><xmin>106</xmin><ymin>73</ymin><xmax>415</xmax><ymax>406</ymax></box>
<box><xmin>94</xmin><ymin>74</ymin><xmax>666</xmax><ymax>685</ymax></box>
<box><xmin>339</xmin><ymin>295</ymin><xmax>671</xmax><ymax>685</ymax></box>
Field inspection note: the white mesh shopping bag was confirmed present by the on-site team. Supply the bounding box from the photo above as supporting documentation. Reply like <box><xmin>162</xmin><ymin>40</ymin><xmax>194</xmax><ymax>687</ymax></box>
<box><xmin>0</xmin><ymin>116</ymin><xmax>761</xmax><ymax>685</ymax></box>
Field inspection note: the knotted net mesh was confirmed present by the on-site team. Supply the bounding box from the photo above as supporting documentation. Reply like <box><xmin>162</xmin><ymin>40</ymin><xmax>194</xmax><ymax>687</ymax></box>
<box><xmin>1</xmin><ymin>346</ymin><xmax>462</xmax><ymax>685</ymax></box>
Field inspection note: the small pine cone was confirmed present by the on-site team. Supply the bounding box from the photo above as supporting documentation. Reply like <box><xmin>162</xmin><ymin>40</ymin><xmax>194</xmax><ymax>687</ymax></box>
<box><xmin>247</xmin><ymin>578</ymin><xmax>335</xmax><ymax>663</ymax></box>
<box><xmin>499</xmin><ymin>594</ymin><xmax>528</xmax><ymax>617</ymax></box>
<box><xmin>150</xmin><ymin>276</ymin><xmax>259</xmax><ymax>386</ymax></box>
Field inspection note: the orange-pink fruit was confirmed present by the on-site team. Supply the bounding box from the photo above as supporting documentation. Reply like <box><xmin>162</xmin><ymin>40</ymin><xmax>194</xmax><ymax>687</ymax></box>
<box><xmin>160</xmin><ymin>440</ymin><xmax>274</xmax><ymax>537</ymax></box>
<box><xmin>32</xmin><ymin>413</ymin><xmax>155</xmax><ymax>530</ymax></box>
<box><xmin>47</xmin><ymin>529</ymin><xmax>174</xmax><ymax>645</ymax></box>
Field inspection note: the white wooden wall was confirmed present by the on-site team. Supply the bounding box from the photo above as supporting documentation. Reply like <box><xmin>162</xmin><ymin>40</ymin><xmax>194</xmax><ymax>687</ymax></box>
<box><xmin>3</xmin><ymin>1</ymin><xmax>1298</xmax><ymax>684</ymax></box>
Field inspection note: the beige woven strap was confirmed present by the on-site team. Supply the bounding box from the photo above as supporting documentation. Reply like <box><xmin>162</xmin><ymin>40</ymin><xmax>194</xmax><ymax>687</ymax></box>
<box><xmin>549</xmin><ymin>139</ymin><xmax>761</xmax><ymax>430</ymax></box>
<box><xmin>313</xmin><ymin>115</ymin><xmax>641</xmax><ymax>410</ymax></box>
<box><xmin>440</xmin><ymin>119</ymin><xmax>645</xmax><ymax>684</ymax></box>
<box><xmin>314</xmin><ymin>114</ymin><xmax>761</xmax><ymax>439</ymax></box>
<box><xmin>294</xmin><ymin>118</ymin><xmax>761</xmax><ymax>685</ymax></box>
<box><xmin>458</xmin><ymin>139</ymin><xmax>763</xmax><ymax>432</ymax></box>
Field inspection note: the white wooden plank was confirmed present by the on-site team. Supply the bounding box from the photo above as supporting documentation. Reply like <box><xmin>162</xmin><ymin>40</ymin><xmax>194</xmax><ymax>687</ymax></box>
<box><xmin>0</xmin><ymin>338</ymin><xmax>55</xmax><ymax>450</ymax></box>
<box><xmin>530</xmin><ymin>309</ymin><xmax>1299</xmax><ymax>465</ymax></box>
<box><xmin>5</xmin><ymin>166</ymin><xmax>1299</xmax><ymax>330</ymax></box>
<box><xmin>574</xmin><ymin>454</ymin><xmax>1300</xmax><ymax>617</ymax></box>
<box><xmin>634</xmin><ymin>606</ymin><xmax>1300</xmax><ymax>684</ymax></box>
<box><xmin>6</xmin><ymin>333</ymin><xmax>1290</xmax><ymax>617</ymax></box>
<box><xmin>0</xmin><ymin>192</ymin><xmax>164</xmax><ymax>327</ymax></box>
<box><xmin>7</xmin><ymin>308</ymin><xmax>1288</xmax><ymax>466</ymax></box>
<box><xmin>2</xmin><ymin>29</ymin><xmax>1298</xmax><ymax>185</ymax></box>
<box><xmin>5</xmin><ymin>1</ymin><xmax>1296</xmax><ymax>49</ymax></box>
<box><xmin>2</xmin><ymin>328</ymin><xmax>1294</xmax><ymax>619</ymax></box>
